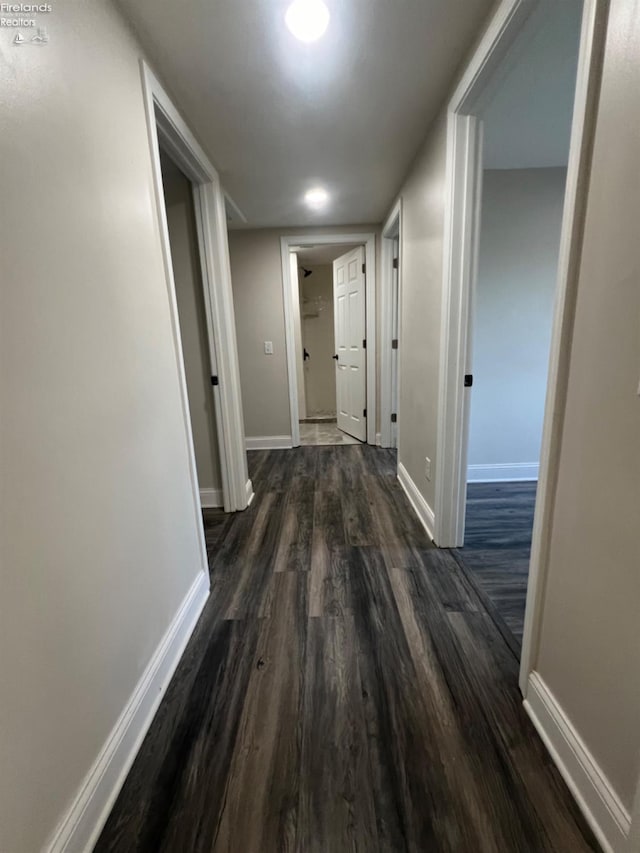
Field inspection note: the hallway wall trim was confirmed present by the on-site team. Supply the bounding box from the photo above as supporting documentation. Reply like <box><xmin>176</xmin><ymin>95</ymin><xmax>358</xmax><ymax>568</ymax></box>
<box><xmin>467</xmin><ymin>462</ymin><xmax>539</xmax><ymax>482</ymax></box>
<box><xmin>245</xmin><ymin>435</ymin><xmax>293</xmax><ymax>450</ymax></box>
<box><xmin>45</xmin><ymin>572</ymin><xmax>209</xmax><ymax>853</ymax></box>
<box><xmin>280</xmin><ymin>233</ymin><xmax>377</xmax><ymax>447</ymax></box>
<box><xmin>398</xmin><ymin>462</ymin><xmax>435</xmax><ymax>542</ymax></box>
<box><xmin>199</xmin><ymin>488</ymin><xmax>224</xmax><ymax>508</ymax></box>
<box><xmin>525</xmin><ymin>672</ymin><xmax>631</xmax><ymax>853</ymax></box>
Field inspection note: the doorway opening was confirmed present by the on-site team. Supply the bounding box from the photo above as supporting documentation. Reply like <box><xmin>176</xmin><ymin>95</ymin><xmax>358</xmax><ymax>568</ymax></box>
<box><xmin>158</xmin><ymin>151</ymin><xmax>225</xmax><ymax>511</ymax></box>
<box><xmin>293</xmin><ymin>243</ymin><xmax>364</xmax><ymax>446</ymax></box>
<box><xmin>433</xmin><ymin>0</ymin><xmax>602</xmax><ymax>680</ymax></box>
<box><xmin>280</xmin><ymin>233</ymin><xmax>377</xmax><ymax>447</ymax></box>
<box><xmin>453</xmin><ymin>0</ymin><xmax>585</xmax><ymax>656</ymax></box>
<box><xmin>141</xmin><ymin>61</ymin><xmax>252</xmax><ymax>521</ymax></box>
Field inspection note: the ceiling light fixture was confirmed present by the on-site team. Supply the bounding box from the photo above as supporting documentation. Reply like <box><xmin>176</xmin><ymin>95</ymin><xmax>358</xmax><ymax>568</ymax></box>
<box><xmin>285</xmin><ymin>0</ymin><xmax>330</xmax><ymax>43</ymax></box>
<box><xmin>304</xmin><ymin>187</ymin><xmax>329</xmax><ymax>209</ymax></box>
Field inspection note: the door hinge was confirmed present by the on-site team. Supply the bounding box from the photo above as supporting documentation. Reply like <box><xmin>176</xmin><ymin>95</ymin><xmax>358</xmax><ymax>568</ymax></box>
<box><xmin>464</xmin><ymin>374</ymin><xmax>473</xmax><ymax>387</ymax></box>
<box><xmin>391</xmin><ymin>413</ymin><xmax>397</xmax><ymax>423</ymax></box>
<box><xmin>392</xmin><ymin>257</ymin><xmax>399</xmax><ymax>269</ymax></box>
<box><xmin>211</xmin><ymin>375</ymin><xmax>219</xmax><ymax>386</ymax></box>
<box><xmin>362</xmin><ymin>263</ymin><xmax>366</xmax><ymax>274</ymax></box>
<box><xmin>362</xmin><ymin>338</ymin><xmax>367</xmax><ymax>349</ymax></box>
<box><xmin>363</xmin><ymin>408</ymin><xmax>367</xmax><ymax>418</ymax></box>
<box><xmin>391</xmin><ymin>338</ymin><xmax>398</xmax><ymax>349</ymax></box>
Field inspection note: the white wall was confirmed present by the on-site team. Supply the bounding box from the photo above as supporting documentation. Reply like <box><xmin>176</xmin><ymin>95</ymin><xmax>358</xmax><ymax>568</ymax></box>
<box><xmin>467</xmin><ymin>167</ymin><xmax>567</xmax><ymax>481</ymax></box>
<box><xmin>161</xmin><ymin>153</ymin><xmax>222</xmax><ymax>494</ymax></box>
<box><xmin>301</xmin><ymin>264</ymin><xmax>337</xmax><ymax>417</ymax></box>
<box><xmin>0</xmin><ymin>3</ymin><xmax>210</xmax><ymax>850</ymax></box>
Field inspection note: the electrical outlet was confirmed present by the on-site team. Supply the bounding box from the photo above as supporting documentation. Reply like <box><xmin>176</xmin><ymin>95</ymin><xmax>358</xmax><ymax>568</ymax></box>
<box><xmin>264</xmin><ymin>341</ymin><xmax>273</xmax><ymax>355</ymax></box>
<box><xmin>425</xmin><ymin>457</ymin><xmax>431</xmax><ymax>481</ymax></box>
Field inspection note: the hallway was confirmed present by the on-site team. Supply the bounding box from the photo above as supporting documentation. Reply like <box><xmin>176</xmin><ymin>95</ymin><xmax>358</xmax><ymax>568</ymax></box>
<box><xmin>96</xmin><ymin>446</ymin><xmax>596</xmax><ymax>852</ymax></box>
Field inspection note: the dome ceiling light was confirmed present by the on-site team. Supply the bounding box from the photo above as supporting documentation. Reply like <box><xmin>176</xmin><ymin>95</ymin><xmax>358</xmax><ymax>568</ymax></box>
<box><xmin>285</xmin><ymin>0</ymin><xmax>330</xmax><ymax>43</ymax></box>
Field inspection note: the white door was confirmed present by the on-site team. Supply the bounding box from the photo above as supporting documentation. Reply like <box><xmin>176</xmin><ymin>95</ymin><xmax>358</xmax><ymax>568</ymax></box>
<box><xmin>333</xmin><ymin>246</ymin><xmax>366</xmax><ymax>441</ymax></box>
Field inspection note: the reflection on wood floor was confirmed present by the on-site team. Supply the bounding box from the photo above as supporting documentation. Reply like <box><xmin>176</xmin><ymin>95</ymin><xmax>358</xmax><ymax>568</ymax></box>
<box><xmin>96</xmin><ymin>448</ymin><xmax>596</xmax><ymax>853</ymax></box>
<box><xmin>453</xmin><ymin>481</ymin><xmax>537</xmax><ymax>653</ymax></box>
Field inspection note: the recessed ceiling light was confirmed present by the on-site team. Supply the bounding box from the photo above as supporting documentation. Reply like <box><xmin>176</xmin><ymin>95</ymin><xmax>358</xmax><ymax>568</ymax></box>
<box><xmin>304</xmin><ymin>187</ymin><xmax>329</xmax><ymax>209</ymax></box>
<box><xmin>285</xmin><ymin>0</ymin><xmax>330</xmax><ymax>43</ymax></box>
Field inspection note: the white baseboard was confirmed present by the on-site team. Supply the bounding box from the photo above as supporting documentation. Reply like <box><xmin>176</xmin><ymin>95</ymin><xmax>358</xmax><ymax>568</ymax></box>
<box><xmin>245</xmin><ymin>435</ymin><xmax>293</xmax><ymax>450</ymax></box>
<box><xmin>46</xmin><ymin>571</ymin><xmax>210</xmax><ymax>853</ymax></box>
<box><xmin>467</xmin><ymin>462</ymin><xmax>539</xmax><ymax>482</ymax></box>
<box><xmin>375</xmin><ymin>432</ymin><xmax>382</xmax><ymax>447</ymax></box>
<box><xmin>397</xmin><ymin>461</ymin><xmax>435</xmax><ymax>541</ymax></box>
<box><xmin>524</xmin><ymin>672</ymin><xmax>630</xmax><ymax>853</ymax></box>
<box><xmin>245</xmin><ymin>478</ymin><xmax>255</xmax><ymax>507</ymax></box>
<box><xmin>199</xmin><ymin>487</ymin><xmax>223</xmax><ymax>508</ymax></box>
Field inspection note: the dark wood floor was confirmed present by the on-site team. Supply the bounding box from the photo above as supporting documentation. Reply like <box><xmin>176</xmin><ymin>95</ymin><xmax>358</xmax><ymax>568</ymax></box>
<box><xmin>96</xmin><ymin>448</ymin><xmax>596</xmax><ymax>853</ymax></box>
<box><xmin>453</xmin><ymin>481</ymin><xmax>537</xmax><ymax>653</ymax></box>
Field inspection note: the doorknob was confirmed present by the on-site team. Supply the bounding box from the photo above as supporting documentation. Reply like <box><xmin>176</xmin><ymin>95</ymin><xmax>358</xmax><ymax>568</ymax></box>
<box><xmin>333</xmin><ymin>354</ymin><xmax>339</xmax><ymax>360</ymax></box>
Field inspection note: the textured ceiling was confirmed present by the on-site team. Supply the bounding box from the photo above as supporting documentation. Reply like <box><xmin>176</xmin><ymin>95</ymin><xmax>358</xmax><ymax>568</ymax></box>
<box><xmin>117</xmin><ymin>0</ymin><xmax>495</xmax><ymax>227</ymax></box>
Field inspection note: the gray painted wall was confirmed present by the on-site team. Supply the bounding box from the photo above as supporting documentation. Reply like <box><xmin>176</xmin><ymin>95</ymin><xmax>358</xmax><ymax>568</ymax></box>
<box><xmin>395</xmin><ymin>114</ymin><xmax>447</xmax><ymax>511</ymax></box>
<box><xmin>467</xmin><ymin>167</ymin><xmax>567</xmax><ymax>479</ymax></box>
<box><xmin>0</xmin><ymin>3</ymin><xmax>210</xmax><ymax>850</ymax></box>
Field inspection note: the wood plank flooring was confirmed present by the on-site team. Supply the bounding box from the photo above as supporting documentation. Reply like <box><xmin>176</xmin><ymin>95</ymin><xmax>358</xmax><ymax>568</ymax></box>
<box><xmin>453</xmin><ymin>481</ymin><xmax>537</xmax><ymax>652</ymax></box>
<box><xmin>95</xmin><ymin>448</ymin><xmax>597</xmax><ymax>853</ymax></box>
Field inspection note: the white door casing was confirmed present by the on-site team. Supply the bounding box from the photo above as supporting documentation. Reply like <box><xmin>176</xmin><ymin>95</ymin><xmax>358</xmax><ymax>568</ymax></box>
<box><xmin>333</xmin><ymin>246</ymin><xmax>367</xmax><ymax>441</ymax></box>
<box><xmin>390</xmin><ymin>236</ymin><xmax>400</xmax><ymax>448</ymax></box>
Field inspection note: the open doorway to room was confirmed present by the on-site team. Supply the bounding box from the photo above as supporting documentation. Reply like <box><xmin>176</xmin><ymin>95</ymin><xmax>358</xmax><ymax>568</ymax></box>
<box><xmin>158</xmin><ymin>151</ymin><xmax>225</xmax><ymax>515</ymax></box>
<box><xmin>440</xmin><ymin>0</ymin><xmax>586</xmax><ymax>656</ymax></box>
<box><xmin>141</xmin><ymin>63</ymin><xmax>252</xmax><ymax>517</ymax></box>
<box><xmin>294</xmin><ymin>243</ymin><xmax>363</xmax><ymax>446</ymax></box>
<box><xmin>281</xmin><ymin>233</ymin><xmax>377</xmax><ymax>448</ymax></box>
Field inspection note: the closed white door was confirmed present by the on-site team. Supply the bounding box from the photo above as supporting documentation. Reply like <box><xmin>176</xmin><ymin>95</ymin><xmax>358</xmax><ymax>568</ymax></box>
<box><xmin>333</xmin><ymin>246</ymin><xmax>366</xmax><ymax>441</ymax></box>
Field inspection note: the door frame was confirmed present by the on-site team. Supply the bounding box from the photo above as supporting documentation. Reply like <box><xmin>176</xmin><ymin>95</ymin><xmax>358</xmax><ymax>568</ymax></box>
<box><xmin>141</xmin><ymin>61</ymin><xmax>253</xmax><ymax>513</ymax></box>
<box><xmin>380</xmin><ymin>199</ymin><xmax>402</xmax><ymax>448</ymax></box>
<box><xmin>431</xmin><ymin>0</ymin><xmax>604</xmax><ymax>692</ymax></box>
<box><xmin>280</xmin><ymin>233</ymin><xmax>377</xmax><ymax>446</ymax></box>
